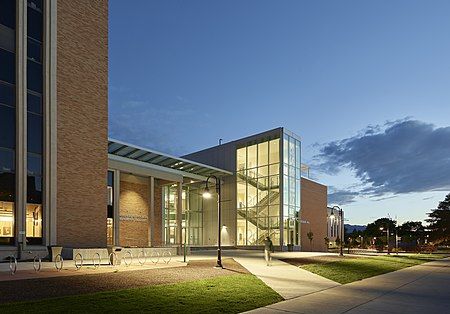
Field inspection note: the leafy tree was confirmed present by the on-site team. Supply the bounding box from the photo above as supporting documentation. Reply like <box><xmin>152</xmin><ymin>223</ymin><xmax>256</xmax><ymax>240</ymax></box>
<box><xmin>307</xmin><ymin>231</ymin><xmax>314</xmax><ymax>250</ymax></box>
<box><xmin>397</xmin><ymin>221</ymin><xmax>425</xmax><ymax>244</ymax></box>
<box><xmin>426</xmin><ymin>193</ymin><xmax>450</xmax><ymax>245</ymax></box>
<box><xmin>335</xmin><ymin>236</ymin><xmax>341</xmax><ymax>246</ymax></box>
<box><xmin>324</xmin><ymin>236</ymin><xmax>330</xmax><ymax>248</ymax></box>
<box><xmin>364</xmin><ymin>218</ymin><xmax>397</xmax><ymax>240</ymax></box>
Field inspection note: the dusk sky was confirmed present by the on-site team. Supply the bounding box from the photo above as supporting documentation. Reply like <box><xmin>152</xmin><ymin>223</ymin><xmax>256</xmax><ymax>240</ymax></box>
<box><xmin>108</xmin><ymin>0</ymin><xmax>450</xmax><ymax>225</ymax></box>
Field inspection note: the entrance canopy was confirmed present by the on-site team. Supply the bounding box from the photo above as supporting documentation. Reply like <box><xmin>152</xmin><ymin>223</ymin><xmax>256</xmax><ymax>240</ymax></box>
<box><xmin>108</xmin><ymin>138</ymin><xmax>232</xmax><ymax>181</ymax></box>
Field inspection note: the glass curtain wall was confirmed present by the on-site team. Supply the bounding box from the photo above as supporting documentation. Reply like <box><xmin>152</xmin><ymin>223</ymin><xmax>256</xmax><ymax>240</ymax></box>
<box><xmin>106</xmin><ymin>171</ymin><xmax>114</xmax><ymax>245</ymax></box>
<box><xmin>163</xmin><ymin>185</ymin><xmax>178</xmax><ymax>245</ymax></box>
<box><xmin>183</xmin><ymin>185</ymin><xmax>203</xmax><ymax>246</ymax></box>
<box><xmin>236</xmin><ymin>138</ymin><xmax>280</xmax><ymax>246</ymax></box>
<box><xmin>282</xmin><ymin>133</ymin><xmax>301</xmax><ymax>246</ymax></box>
<box><xmin>26</xmin><ymin>0</ymin><xmax>44</xmax><ymax>244</ymax></box>
<box><xmin>0</xmin><ymin>0</ymin><xmax>16</xmax><ymax>245</ymax></box>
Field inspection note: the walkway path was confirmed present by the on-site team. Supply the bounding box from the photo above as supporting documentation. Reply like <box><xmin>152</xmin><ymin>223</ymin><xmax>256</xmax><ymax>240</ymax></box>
<box><xmin>190</xmin><ymin>250</ymin><xmax>340</xmax><ymax>299</ymax></box>
<box><xmin>247</xmin><ymin>257</ymin><xmax>450</xmax><ymax>314</ymax></box>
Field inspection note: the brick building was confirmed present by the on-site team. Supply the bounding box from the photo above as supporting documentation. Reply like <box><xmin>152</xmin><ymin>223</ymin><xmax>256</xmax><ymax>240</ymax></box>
<box><xmin>0</xmin><ymin>0</ymin><xmax>329</xmax><ymax>258</ymax></box>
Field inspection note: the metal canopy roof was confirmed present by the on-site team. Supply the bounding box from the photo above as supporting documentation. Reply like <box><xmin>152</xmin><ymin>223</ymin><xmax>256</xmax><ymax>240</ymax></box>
<box><xmin>108</xmin><ymin>138</ymin><xmax>233</xmax><ymax>178</ymax></box>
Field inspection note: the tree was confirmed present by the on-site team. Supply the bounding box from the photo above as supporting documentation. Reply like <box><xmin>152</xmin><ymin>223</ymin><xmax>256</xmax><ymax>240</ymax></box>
<box><xmin>324</xmin><ymin>236</ymin><xmax>330</xmax><ymax>250</ymax></box>
<box><xmin>398</xmin><ymin>221</ymin><xmax>425</xmax><ymax>244</ymax></box>
<box><xmin>307</xmin><ymin>231</ymin><xmax>314</xmax><ymax>251</ymax></box>
<box><xmin>426</xmin><ymin>193</ymin><xmax>450</xmax><ymax>245</ymax></box>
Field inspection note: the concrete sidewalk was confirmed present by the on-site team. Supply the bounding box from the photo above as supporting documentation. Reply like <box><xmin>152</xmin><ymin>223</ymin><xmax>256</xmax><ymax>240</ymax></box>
<box><xmin>190</xmin><ymin>250</ymin><xmax>340</xmax><ymax>299</ymax></box>
<box><xmin>247</xmin><ymin>257</ymin><xmax>450</xmax><ymax>314</ymax></box>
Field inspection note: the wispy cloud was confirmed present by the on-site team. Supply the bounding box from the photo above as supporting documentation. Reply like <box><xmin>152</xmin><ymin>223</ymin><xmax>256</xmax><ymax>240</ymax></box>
<box><xmin>316</xmin><ymin>119</ymin><xmax>450</xmax><ymax>204</ymax></box>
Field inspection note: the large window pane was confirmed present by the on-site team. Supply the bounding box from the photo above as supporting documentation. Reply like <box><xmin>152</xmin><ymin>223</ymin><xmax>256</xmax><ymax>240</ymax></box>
<box><xmin>0</xmin><ymin>24</ymin><xmax>15</xmax><ymax>52</ymax></box>
<box><xmin>257</xmin><ymin>142</ymin><xmax>268</xmax><ymax>166</ymax></box>
<box><xmin>27</xmin><ymin>61</ymin><xmax>43</xmax><ymax>93</ymax></box>
<box><xmin>27</xmin><ymin>92</ymin><xmax>42</xmax><ymax>114</ymax></box>
<box><xmin>269</xmin><ymin>139</ymin><xmax>279</xmax><ymax>164</ymax></box>
<box><xmin>0</xmin><ymin>0</ymin><xmax>16</xmax><ymax>29</ymax></box>
<box><xmin>247</xmin><ymin>144</ymin><xmax>257</xmax><ymax>169</ymax></box>
<box><xmin>236</xmin><ymin>147</ymin><xmax>246</xmax><ymax>171</ymax></box>
<box><xmin>27</xmin><ymin>38</ymin><xmax>42</xmax><ymax>63</ymax></box>
<box><xmin>27</xmin><ymin>6</ymin><xmax>43</xmax><ymax>41</ymax></box>
<box><xmin>27</xmin><ymin>113</ymin><xmax>43</xmax><ymax>153</ymax></box>
<box><xmin>27</xmin><ymin>175</ymin><xmax>42</xmax><ymax>204</ymax></box>
<box><xmin>27</xmin><ymin>153</ymin><xmax>42</xmax><ymax>176</ymax></box>
<box><xmin>0</xmin><ymin>48</ymin><xmax>15</xmax><ymax>84</ymax></box>
<box><xmin>0</xmin><ymin>82</ymin><xmax>14</xmax><ymax>107</ymax></box>
<box><xmin>26</xmin><ymin>204</ymin><xmax>42</xmax><ymax>242</ymax></box>
<box><xmin>0</xmin><ymin>105</ymin><xmax>15</xmax><ymax>149</ymax></box>
<box><xmin>0</xmin><ymin>201</ymin><xmax>14</xmax><ymax>245</ymax></box>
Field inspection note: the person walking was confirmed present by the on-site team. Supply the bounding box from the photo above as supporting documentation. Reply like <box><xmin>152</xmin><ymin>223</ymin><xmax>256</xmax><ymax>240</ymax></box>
<box><xmin>264</xmin><ymin>236</ymin><xmax>274</xmax><ymax>266</ymax></box>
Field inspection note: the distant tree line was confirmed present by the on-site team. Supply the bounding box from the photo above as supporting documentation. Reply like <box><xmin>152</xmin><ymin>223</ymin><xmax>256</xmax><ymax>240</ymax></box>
<box><xmin>343</xmin><ymin>193</ymin><xmax>450</xmax><ymax>252</ymax></box>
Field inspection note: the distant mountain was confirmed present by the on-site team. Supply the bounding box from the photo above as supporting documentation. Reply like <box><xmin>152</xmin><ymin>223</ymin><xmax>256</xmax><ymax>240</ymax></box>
<box><xmin>345</xmin><ymin>224</ymin><xmax>366</xmax><ymax>233</ymax></box>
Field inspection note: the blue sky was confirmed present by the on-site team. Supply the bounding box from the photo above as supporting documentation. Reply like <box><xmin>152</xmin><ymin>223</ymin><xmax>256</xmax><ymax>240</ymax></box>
<box><xmin>109</xmin><ymin>0</ymin><xmax>450</xmax><ymax>225</ymax></box>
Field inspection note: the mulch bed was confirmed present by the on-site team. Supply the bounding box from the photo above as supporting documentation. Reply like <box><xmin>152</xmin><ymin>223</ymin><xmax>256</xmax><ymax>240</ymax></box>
<box><xmin>281</xmin><ymin>255</ymin><xmax>362</xmax><ymax>267</ymax></box>
<box><xmin>0</xmin><ymin>258</ymin><xmax>248</xmax><ymax>304</ymax></box>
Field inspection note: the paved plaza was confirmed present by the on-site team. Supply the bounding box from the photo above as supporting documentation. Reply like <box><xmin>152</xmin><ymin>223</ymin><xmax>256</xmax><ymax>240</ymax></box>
<box><xmin>247</xmin><ymin>257</ymin><xmax>450</xmax><ymax>314</ymax></box>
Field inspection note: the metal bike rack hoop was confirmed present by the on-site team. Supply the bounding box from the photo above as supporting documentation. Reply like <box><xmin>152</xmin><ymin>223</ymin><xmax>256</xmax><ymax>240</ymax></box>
<box><xmin>124</xmin><ymin>250</ymin><xmax>133</xmax><ymax>266</ymax></box>
<box><xmin>54</xmin><ymin>254</ymin><xmax>64</xmax><ymax>271</ymax></box>
<box><xmin>33</xmin><ymin>255</ymin><xmax>42</xmax><ymax>272</ymax></box>
<box><xmin>162</xmin><ymin>251</ymin><xmax>172</xmax><ymax>264</ymax></box>
<box><xmin>93</xmin><ymin>252</ymin><xmax>101</xmax><ymax>269</ymax></box>
<box><xmin>74</xmin><ymin>253</ymin><xmax>83</xmax><ymax>270</ymax></box>
<box><xmin>109</xmin><ymin>252</ymin><xmax>118</xmax><ymax>266</ymax></box>
<box><xmin>150</xmin><ymin>251</ymin><xmax>159</xmax><ymax>264</ymax></box>
<box><xmin>137</xmin><ymin>251</ymin><xmax>146</xmax><ymax>266</ymax></box>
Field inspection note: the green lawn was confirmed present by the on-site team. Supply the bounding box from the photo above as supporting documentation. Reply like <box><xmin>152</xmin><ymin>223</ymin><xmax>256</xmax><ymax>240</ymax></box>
<box><xmin>0</xmin><ymin>274</ymin><xmax>283</xmax><ymax>314</ymax></box>
<box><xmin>302</xmin><ymin>254</ymin><xmax>446</xmax><ymax>284</ymax></box>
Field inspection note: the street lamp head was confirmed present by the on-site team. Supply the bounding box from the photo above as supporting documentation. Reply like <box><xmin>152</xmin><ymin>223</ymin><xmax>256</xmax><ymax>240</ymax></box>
<box><xmin>379</xmin><ymin>227</ymin><xmax>384</xmax><ymax>231</ymax></box>
<box><xmin>329</xmin><ymin>209</ymin><xmax>335</xmax><ymax>220</ymax></box>
<box><xmin>202</xmin><ymin>186</ymin><xmax>212</xmax><ymax>199</ymax></box>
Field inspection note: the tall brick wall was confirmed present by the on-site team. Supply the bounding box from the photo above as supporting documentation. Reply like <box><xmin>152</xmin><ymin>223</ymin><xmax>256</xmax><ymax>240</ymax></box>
<box><xmin>119</xmin><ymin>180</ymin><xmax>149</xmax><ymax>247</ymax></box>
<box><xmin>56</xmin><ymin>0</ymin><xmax>108</xmax><ymax>247</ymax></box>
<box><xmin>301</xmin><ymin>178</ymin><xmax>328</xmax><ymax>252</ymax></box>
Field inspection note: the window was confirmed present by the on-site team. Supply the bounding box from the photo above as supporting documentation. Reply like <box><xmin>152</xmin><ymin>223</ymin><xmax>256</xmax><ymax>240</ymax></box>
<box><xmin>27</xmin><ymin>92</ymin><xmax>42</xmax><ymax>114</ymax></box>
<box><xmin>27</xmin><ymin>6</ymin><xmax>43</xmax><ymax>41</ymax></box>
<box><xmin>27</xmin><ymin>61</ymin><xmax>43</xmax><ymax>93</ymax></box>
<box><xmin>0</xmin><ymin>105</ymin><xmax>15</xmax><ymax>149</ymax></box>
<box><xmin>26</xmin><ymin>0</ymin><xmax>44</xmax><ymax>245</ymax></box>
<box><xmin>0</xmin><ymin>82</ymin><xmax>14</xmax><ymax>107</ymax></box>
<box><xmin>27</xmin><ymin>38</ymin><xmax>41</xmax><ymax>63</ymax></box>
<box><xmin>0</xmin><ymin>0</ymin><xmax>16</xmax><ymax>29</ymax></box>
<box><xmin>236</xmin><ymin>137</ymin><xmax>281</xmax><ymax>246</ymax></box>
<box><xmin>0</xmin><ymin>49</ymin><xmax>15</xmax><ymax>84</ymax></box>
<box><xmin>27</xmin><ymin>113</ymin><xmax>43</xmax><ymax>154</ymax></box>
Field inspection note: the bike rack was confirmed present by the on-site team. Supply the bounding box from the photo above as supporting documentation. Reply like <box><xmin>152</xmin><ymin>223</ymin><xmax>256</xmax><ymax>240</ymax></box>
<box><xmin>137</xmin><ymin>251</ymin><xmax>146</xmax><ymax>266</ymax></box>
<box><xmin>124</xmin><ymin>250</ymin><xmax>132</xmax><ymax>266</ymax></box>
<box><xmin>92</xmin><ymin>252</ymin><xmax>101</xmax><ymax>269</ymax></box>
<box><xmin>150</xmin><ymin>251</ymin><xmax>159</xmax><ymax>264</ymax></box>
<box><xmin>33</xmin><ymin>255</ymin><xmax>42</xmax><ymax>272</ymax></box>
<box><xmin>9</xmin><ymin>255</ymin><xmax>17</xmax><ymax>275</ymax></box>
<box><xmin>109</xmin><ymin>252</ymin><xmax>118</xmax><ymax>266</ymax></box>
<box><xmin>54</xmin><ymin>254</ymin><xmax>64</xmax><ymax>271</ymax></box>
<box><xmin>162</xmin><ymin>251</ymin><xmax>172</xmax><ymax>264</ymax></box>
<box><xmin>74</xmin><ymin>253</ymin><xmax>83</xmax><ymax>270</ymax></box>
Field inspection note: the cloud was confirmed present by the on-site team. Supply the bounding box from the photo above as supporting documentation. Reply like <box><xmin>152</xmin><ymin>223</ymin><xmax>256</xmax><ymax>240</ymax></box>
<box><xmin>317</xmin><ymin>119</ymin><xmax>450</xmax><ymax>203</ymax></box>
<box><xmin>328</xmin><ymin>189</ymin><xmax>360</xmax><ymax>205</ymax></box>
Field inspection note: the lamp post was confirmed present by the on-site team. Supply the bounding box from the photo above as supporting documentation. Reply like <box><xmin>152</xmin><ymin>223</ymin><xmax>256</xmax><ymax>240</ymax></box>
<box><xmin>331</xmin><ymin>205</ymin><xmax>344</xmax><ymax>256</ymax></box>
<box><xmin>202</xmin><ymin>175</ymin><xmax>223</xmax><ymax>268</ymax></box>
<box><xmin>380</xmin><ymin>225</ymin><xmax>390</xmax><ymax>255</ymax></box>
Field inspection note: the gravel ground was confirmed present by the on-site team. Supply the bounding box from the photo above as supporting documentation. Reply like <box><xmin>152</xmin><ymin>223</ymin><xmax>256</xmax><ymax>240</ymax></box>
<box><xmin>0</xmin><ymin>258</ymin><xmax>248</xmax><ymax>304</ymax></box>
<box><xmin>281</xmin><ymin>255</ymin><xmax>362</xmax><ymax>267</ymax></box>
